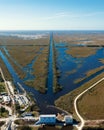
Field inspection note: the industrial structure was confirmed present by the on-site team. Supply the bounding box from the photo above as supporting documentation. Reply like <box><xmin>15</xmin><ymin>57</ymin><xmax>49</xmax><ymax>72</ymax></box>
<box><xmin>37</xmin><ymin>114</ymin><xmax>56</xmax><ymax>125</ymax></box>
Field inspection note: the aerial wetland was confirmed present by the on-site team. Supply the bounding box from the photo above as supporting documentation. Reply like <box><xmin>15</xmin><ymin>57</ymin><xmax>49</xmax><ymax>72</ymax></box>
<box><xmin>0</xmin><ymin>31</ymin><xmax>104</xmax><ymax>114</ymax></box>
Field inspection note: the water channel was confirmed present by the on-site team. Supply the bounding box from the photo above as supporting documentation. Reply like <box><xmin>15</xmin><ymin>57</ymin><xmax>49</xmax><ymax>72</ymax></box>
<box><xmin>0</xmin><ymin>31</ymin><xmax>104</xmax><ymax>114</ymax></box>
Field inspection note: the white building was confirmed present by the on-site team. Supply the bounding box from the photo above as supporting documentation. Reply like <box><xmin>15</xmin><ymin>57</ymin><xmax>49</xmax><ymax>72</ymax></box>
<box><xmin>15</xmin><ymin>94</ymin><xmax>29</xmax><ymax>106</ymax></box>
<box><xmin>39</xmin><ymin>115</ymin><xmax>56</xmax><ymax>125</ymax></box>
<box><xmin>2</xmin><ymin>95</ymin><xmax>11</xmax><ymax>104</ymax></box>
<box><xmin>64</xmin><ymin>115</ymin><xmax>73</xmax><ymax>124</ymax></box>
<box><xmin>6</xmin><ymin>81</ymin><xmax>14</xmax><ymax>95</ymax></box>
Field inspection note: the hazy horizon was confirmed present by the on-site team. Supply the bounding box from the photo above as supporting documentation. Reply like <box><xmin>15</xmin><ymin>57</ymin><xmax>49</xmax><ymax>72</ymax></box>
<box><xmin>0</xmin><ymin>30</ymin><xmax>104</xmax><ymax>31</ymax></box>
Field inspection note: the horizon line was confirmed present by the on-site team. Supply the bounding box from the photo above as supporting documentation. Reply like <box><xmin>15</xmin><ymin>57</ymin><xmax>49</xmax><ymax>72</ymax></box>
<box><xmin>0</xmin><ymin>29</ymin><xmax>104</xmax><ymax>31</ymax></box>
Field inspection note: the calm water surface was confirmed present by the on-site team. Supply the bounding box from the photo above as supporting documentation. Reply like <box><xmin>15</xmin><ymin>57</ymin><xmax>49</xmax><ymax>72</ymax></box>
<box><xmin>0</xmin><ymin>31</ymin><xmax>104</xmax><ymax>113</ymax></box>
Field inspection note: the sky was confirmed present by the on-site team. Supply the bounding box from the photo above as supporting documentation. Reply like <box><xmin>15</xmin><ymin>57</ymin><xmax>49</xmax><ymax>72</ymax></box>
<box><xmin>0</xmin><ymin>0</ymin><xmax>104</xmax><ymax>30</ymax></box>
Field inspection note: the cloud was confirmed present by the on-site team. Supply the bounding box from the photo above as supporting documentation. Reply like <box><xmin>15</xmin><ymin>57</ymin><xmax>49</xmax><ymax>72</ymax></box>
<box><xmin>38</xmin><ymin>12</ymin><xmax>68</xmax><ymax>20</ymax></box>
<box><xmin>37</xmin><ymin>11</ymin><xmax>104</xmax><ymax>21</ymax></box>
<box><xmin>81</xmin><ymin>11</ymin><xmax>104</xmax><ymax>17</ymax></box>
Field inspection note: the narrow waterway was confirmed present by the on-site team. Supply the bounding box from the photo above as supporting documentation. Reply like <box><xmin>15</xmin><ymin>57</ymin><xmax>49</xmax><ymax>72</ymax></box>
<box><xmin>0</xmin><ymin>32</ymin><xmax>104</xmax><ymax>114</ymax></box>
<box><xmin>54</xmin><ymin>43</ymin><xmax>104</xmax><ymax>98</ymax></box>
<box><xmin>47</xmin><ymin>32</ymin><xmax>54</xmax><ymax>94</ymax></box>
<box><xmin>0</xmin><ymin>33</ymin><xmax>59</xmax><ymax>114</ymax></box>
<box><xmin>2</xmin><ymin>46</ymin><xmax>44</xmax><ymax>81</ymax></box>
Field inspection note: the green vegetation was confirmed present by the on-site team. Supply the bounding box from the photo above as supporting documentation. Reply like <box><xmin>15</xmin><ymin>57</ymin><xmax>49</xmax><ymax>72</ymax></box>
<box><xmin>0</xmin><ymin>121</ymin><xmax>5</xmax><ymax>127</ymax></box>
<box><xmin>15</xmin><ymin>92</ymin><xmax>39</xmax><ymax>116</ymax></box>
<box><xmin>0</xmin><ymin>82</ymin><xmax>6</xmax><ymax>93</ymax></box>
<box><xmin>5</xmin><ymin>56</ymin><xmax>26</xmax><ymax>79</ymax></box>
<box><xmin>53</xmin><ymin>42</ymin><xmax>63</xmax><ymax>93</ymax></box>
<box><xmin>1</xmin><ymin>44</ymin><xmax>49</xmax><ymax>93</ymax></box>
<box><xmin>65</xmin><ymin>69</ymin><xmax>77</xmax><ymax>77</ymax></box>
<box><xmin>0</xmin><ymin>107</ymin><xmax>9</xmax><ymax>118</ymax></box>
<box><xmin>38</xmin><ymin>126</ymin><xmax>73</xmax><ymax>130</ymax></box>
<box><xmin>53</xmin><ymin>42</ymin><xmax>57</xmax><ymax>93</ymax></box>
<box><xmin>52</xmin><ymin>42</ymin><xmax>65</xmax><ymax>93</ymax></box>
<box><xmin>84</xmin><ymin>120</ymin><xmax>104</xmax><ymax>129</ymax></box>
<box><xmin>0</xmin><ymin>35</ymin><xmax>50</xmax><ymax>93</ymax></box>
<box><xmin>0</xmin><ymin>74</ymin><xmax>7</xmax><ymax>93</ymax></box>
<box><xmin>74</xmin><ymin>66</ymin><xmax>104</xmax><ymax>84</ymax></box>
<box><xmin>15</xmin><ymin>103</ymin><xmax>21</xmax><ymax>115</ymax></box>
<box><xmin>6</xmin><ymin>45</ymin><xmax>42</xmax><ymax>67</ymax></box>
<box><xmin>78</xmin><ymin>80</ymin><xmax>104</xmax><ymax>120</ymax></box>
<box><xmin>83</xmin><ymin>127</ymin><xmax>104</xmax><ymax>130</ymax></box>
<box><xmin>55</xmin><ymin>72</ymin><xmax>104</xmax><ymax>119</ymax></box>
<box><xmin>24</xmin><ymin>46</ymin><xmax>48</xmax><ymax>93</ymax></box>
<box><xmin>66</xmin><ymin>46</ymin><xmax>99</xmax><ymax>58</ymax></box>
<box><xmin>32</xmin><ymin>46</ymin><xmax>48</xmax><ymax>93</ymax></box>
<box><xmin>53</xmin><ymin>33</ymin><xmax>104</xmax><ymax>46</ymax></box>
<box><xmin>0</xmin><ymin>36</ymin><xmax>50</xmax><ymax>46</ymax></box>
<box><xmin>99</xmin><ymin>58</ymin><xmax>104</xmax><ymax>64</ymax></box>
<box><xmin>25</xmin><ymin>96</ymin><xmax>40</xmax><ymax>116</ymax></box>
<box><xmin>17</xmin><ymin>125</ymin><xmax>73</xmax><ymax>130</ymax></box>
<box><xmin>15</xmin><ymin>119</ymin><xmax>36</xmax><ymax>125</ymax></box>
<box><xmin>17</xmin><ymin>126</ymin><xmax>32</xmax><ymax>130</ymax></box>
<box><xmin>0</xmin><ymin>74</ymin><xmax>3</xmax><ymax>82</ymax></box>
<box><xmin>0</xmin><ymin>57</ymin><xmax>12</xmax><ymax>80</ymax></box>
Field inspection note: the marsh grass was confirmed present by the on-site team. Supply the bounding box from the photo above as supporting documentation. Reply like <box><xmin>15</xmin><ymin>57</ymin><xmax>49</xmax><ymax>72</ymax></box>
<box><xmin>55</xmin><ymin>72</ymin><xmax>104</xmax><ymax>120</ymax></box>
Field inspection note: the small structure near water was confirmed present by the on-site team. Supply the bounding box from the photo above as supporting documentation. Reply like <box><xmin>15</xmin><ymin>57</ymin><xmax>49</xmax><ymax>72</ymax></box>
<box><xmin>35</xmin><ymin>114</ymin><xmax>73</xmax><ymax>126</ymax></box>
<box><xmin>39</xmin><ymin>114</ymin><xmax>56</xmax><ymax>125</ymax></box>
<box><xmin>64</xmin><ymin>115</ymin><xmax>73</xmax><ymax>125</ymax></box>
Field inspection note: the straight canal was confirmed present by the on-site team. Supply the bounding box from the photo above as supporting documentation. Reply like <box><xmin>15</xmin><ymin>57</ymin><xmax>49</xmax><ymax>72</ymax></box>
<box><xmin>0</xmin><ymin>32</ymin><xmax>104</xmax><ymax>114</ymax></box>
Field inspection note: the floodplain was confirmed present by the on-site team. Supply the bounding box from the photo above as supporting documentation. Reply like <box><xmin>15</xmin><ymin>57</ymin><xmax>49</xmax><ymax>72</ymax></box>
<box><xmin>0</xmin><ymin>31</ymin><xmax>104</xmax><ymax>117</ymax></box>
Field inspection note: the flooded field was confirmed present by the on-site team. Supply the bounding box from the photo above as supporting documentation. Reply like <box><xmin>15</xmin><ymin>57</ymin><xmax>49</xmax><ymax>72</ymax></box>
<box><xmin>0</xmin><ymin>31</ymin><xmax>104</xmax><ymax>114</ymax></box>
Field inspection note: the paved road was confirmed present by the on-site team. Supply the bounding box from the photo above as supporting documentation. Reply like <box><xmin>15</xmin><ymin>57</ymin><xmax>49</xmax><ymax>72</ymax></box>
<box><xmin>0</xmin><ymin>67</ymin><xmax>14</xmax><ymax>130</ymax></box>
<box><xmin>74</xmin><ymin>77</ymin><xmax>104</xmax><ymax>130</ymax></box>
<box><xmin>0</xmin><ymin>68</ymin><xmax>15</xmax><ymax>105</ymax></box>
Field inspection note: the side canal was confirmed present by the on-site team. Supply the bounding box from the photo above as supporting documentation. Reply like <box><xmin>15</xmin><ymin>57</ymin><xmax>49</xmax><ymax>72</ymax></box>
<box><xmin>47</xmin><ymin>32</ymin><xmax>54</xmax><ymax>94</ymax></box>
